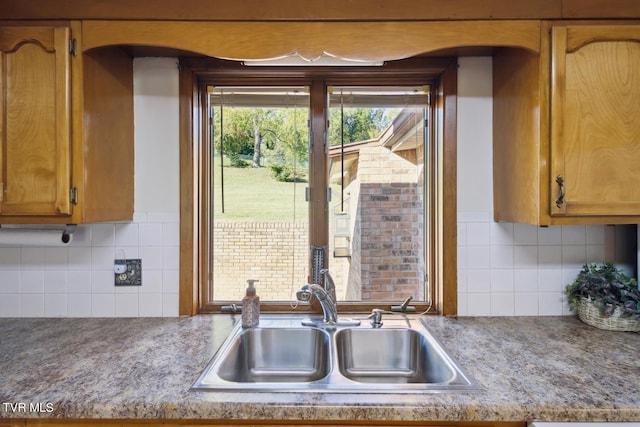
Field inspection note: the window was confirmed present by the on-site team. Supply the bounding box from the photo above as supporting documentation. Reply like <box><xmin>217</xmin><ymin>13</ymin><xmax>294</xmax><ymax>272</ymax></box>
<box><xmin>185</xmin><ymin>60</ymin><xmax>457</xmax><ymax>315</ymax></box>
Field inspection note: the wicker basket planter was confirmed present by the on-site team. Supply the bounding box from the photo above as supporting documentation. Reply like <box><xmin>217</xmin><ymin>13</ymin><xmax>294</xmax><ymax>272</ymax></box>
<box><xmin>577</xmin><ymin>297</ymin><xmax>640</xmax><ymax>332</ymax></box>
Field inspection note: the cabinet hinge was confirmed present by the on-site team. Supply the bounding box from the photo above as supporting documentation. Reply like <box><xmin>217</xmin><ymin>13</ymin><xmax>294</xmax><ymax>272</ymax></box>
<box><xmin>0</xmin><ymin>182</ymin><xmax>4</xmax><ymax>203</ymax></box>
<box><xmin>70</xmin><ymin>187</ymin><xmax>78</xmax><ymax>205</ymax></box>
<box><xmin>69</xmin><ymin>38</ymin><xmax>77</xmax><ymax>57</ymax></box>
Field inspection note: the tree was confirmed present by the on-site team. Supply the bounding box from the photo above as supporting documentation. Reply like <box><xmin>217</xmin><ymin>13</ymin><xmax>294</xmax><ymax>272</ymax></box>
<box><xmin>328</xmin><ymin>107</ymin><xmax>392</xmax><ymax>146</ymax></box>
<box><xmin>214</xmin><ymin>106</ymin><xmax>308</xmax><ymax>169</ymax></box>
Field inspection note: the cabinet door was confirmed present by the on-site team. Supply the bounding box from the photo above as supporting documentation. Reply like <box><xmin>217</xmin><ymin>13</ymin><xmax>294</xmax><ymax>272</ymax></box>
<box><xmin>0</xmin><ymin>26</ymin><xmax>72</xmax><ymax>216</ymax></box>
<box><xmin>550</xmin><ymin>25</ymin><xmax>640</xmax><ymax>216</ymax></box>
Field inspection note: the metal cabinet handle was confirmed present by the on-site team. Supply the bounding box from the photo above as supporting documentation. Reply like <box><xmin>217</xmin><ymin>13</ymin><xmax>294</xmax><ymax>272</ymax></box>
<box><xmin>555</xmin><ymin>175</ymin><xmax>565</xmax><ymax>208</ymax></box>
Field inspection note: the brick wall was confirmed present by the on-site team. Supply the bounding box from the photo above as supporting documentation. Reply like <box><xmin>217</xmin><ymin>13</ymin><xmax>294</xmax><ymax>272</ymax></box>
<box><xmin>354</xmin><ymin>146</ymin><xmax>425</xmax><ymax>301</ymax></box>
<box><xmin>212</xmin><ymin>222</ymin><xmax>309</xmax><ymax>301</ymax></box>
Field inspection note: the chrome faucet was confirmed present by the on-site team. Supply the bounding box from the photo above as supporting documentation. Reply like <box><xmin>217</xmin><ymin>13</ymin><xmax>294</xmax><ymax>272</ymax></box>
<box><xmin>296</xmin><ymin>269</ymin><xmax>338</xmax><ymax>324</ymax></box>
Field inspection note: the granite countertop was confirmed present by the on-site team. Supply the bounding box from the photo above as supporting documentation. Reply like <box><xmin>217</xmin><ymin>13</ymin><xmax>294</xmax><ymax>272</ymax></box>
<box><xmin>0</xmin><ymin>314</ymin><xmax>639</xmax><ymax>422</ymax></box>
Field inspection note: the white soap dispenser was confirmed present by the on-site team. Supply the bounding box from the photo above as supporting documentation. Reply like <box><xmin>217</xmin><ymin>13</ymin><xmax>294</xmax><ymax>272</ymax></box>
<box><xmin>241</xmin><ymin>279</ymin><xmax>260</xmax><ymax>328</ymax></box>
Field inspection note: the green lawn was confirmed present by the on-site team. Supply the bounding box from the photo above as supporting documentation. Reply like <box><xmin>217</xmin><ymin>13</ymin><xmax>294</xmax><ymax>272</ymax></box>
<box><xmin>212</xmin><ymin>156</ymin><xmax>309</xmax><ymax>222</ymax></box>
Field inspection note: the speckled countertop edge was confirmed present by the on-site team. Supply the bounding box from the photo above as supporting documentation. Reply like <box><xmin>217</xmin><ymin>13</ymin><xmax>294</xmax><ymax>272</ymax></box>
<box><xmin>0</xmin><ymin>315</ymin><xmax>638</xmax><ymax>422</ymax></box>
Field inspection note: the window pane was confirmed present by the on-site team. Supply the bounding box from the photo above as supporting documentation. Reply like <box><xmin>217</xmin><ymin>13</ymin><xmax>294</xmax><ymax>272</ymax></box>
<box><xmin>328</xmin><ymin>86</ymin><xmax>429</xmax><ymax>303</ymax></box>
<box><xmin>209</xmin><ymin>87</ymin><xmax>310</xmax><ymax>302</ymax></box>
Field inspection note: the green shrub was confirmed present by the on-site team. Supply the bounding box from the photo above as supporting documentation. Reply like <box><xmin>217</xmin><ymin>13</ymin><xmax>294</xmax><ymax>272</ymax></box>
<box><xmin>229</xmin><ymin>153</ymin><xmax>250</xmax><ymax>168</ymax></box>
<box><xmin>269</xmin><ymin>163</ymin><xmax>305</xmax><ymax>182</ymax></box>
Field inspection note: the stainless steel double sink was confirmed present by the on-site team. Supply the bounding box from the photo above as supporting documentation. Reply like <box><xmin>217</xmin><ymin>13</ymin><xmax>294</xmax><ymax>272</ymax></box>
<box><xmin>191</xmin><ymin>314</ymin><xmax>480</xmax><ymax>393</ymax></box>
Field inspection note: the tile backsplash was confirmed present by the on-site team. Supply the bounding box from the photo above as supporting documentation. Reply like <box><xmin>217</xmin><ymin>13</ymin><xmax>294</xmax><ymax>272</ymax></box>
<box><xmin>0</xmin><ymin>212</ymin><xmax>179</xmax><ymax>317</ymax></box>
<box><xmin>456</xmin><ymin>211</ymin><xmax>606</xmax><ymax>316</ymax></box>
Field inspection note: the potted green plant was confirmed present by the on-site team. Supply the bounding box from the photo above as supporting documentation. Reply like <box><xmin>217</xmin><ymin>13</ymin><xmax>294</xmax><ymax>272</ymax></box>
<box><xmin>565</xmin><ymin>262</ymin><xmax>640</xmax><ymax>332</ymax></box>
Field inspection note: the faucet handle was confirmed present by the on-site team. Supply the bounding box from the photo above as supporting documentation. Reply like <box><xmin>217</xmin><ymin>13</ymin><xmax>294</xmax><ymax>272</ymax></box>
<box><xmin>368</xmin><ymin>308</ymin><xmax>384</xmax><ymax>327</ymax></box>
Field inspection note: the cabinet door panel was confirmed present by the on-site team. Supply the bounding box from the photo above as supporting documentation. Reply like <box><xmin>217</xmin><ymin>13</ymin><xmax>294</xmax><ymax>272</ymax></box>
<box><xmin>550</xmin><ymin>25</ymin><xmax>640</xmax><ymax>216</ymax></box>
<box><xmin>0</xmin><ymin>26</ymin><xmax>71</xmax><ymax>216</ymax></box>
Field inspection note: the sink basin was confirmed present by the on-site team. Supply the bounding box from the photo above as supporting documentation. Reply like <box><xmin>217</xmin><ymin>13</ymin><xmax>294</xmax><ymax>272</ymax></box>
<box><xmin>335</xmin><ymin>328</ymin><xmax>455</xmax><ymax>384</ymax></box>
<box><xmin>217</xmin><ymin>327</ymin><xmax>330</xmax><ymax>383</ymax></box>
<box><xmin>192</xmin><ymin>315</ymin><xmax>480</xmax><ymax>393</ymax></box>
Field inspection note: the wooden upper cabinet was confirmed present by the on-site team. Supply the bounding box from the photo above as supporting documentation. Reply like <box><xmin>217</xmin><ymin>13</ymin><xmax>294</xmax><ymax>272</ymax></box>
<box><xmin>0</xmin><ymin>26</ymin><xmax>72</xmax><ymax>217</ymax></box>
<box><xmin>493</xmin><ymin>22</ymin><xmax>640</xmax><ymax>225</ymax></box>
<box><xmin>550</xmin><ymin>25</ymin><xmax>640</xmax><ymax>217</ymax></box>
<box><xmin>0</xmin><ymin>21</ymin><xmax>134</xmax><ymax>224</ymax></box>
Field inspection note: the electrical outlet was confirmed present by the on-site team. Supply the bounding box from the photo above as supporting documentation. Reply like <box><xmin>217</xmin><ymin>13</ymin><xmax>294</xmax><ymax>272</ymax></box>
<box><xmin>114</xmin><ymin>259</ymin><xmax>142</xmax><ymax>286</ymax></box>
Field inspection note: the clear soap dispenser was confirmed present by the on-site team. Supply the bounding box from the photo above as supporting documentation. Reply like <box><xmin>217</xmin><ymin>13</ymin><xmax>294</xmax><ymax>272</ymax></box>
<box><xmin>241</xmin><ymin>279</ymin><xmax>260</xmax><ymax>328</ymax></box>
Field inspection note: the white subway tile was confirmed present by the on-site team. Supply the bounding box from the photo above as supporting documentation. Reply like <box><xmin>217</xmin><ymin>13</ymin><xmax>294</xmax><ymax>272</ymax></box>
<box><xmin>538</xmin><ymin>245</ymin><xmax>562</xmax><ymax>268</ymax></box>
<box><xmin>162</xmin><ymin>293</ymin><xmax>179</xmax><ymax>317</ymax></box>
<box><xmin>163</xmin><ymin>223</ymin><xmax>180</xmax><ymax>246</ymax></box>
<box><xmin>538</xmin><ymin>292</ymin><xmax>564</xmax><ymax>316</ymax></box>
<box><xmin>67</xmin><ymin>270</ymin><xmax>91</xmax><ymax>293</ymax></box>
<box><xmin>0</xmin><ymin>294</ymin><xmax>20</xmax><ymax>316</ymax></box>
<box><xmin>91</xmin><ymin>247</ymin><xmax>115</xmax><ymax>269</ymax></box>
<box><xmin>491</xmin><ymin>269</ymin><xmax>514</xmax><ymax>292</ymax></box>
<box><xmin>586</xmin><ymin>245</ymin><xmax>605</xmax><ymax>263</ymax></box>
<box><xmin>44</xmin><ymin>248</ymin><xmax>68</xmax><ymax>270</ymax></box>
<box><xmin>538</xmin><ymin>226</ymin><xmax>562</xmax><ymax>245</ymax></box>
<box><xmin>162</xmin><ymin>246</ymin><xmax>179</xmax><ymax>270</ymax></box>
<box><xmin>115</xmin><ymin>294</ymin><xmax>139</xmax><ymax>317</ymax></box>
<box><xmin>68</xmin><ymin>247</ymin><xmax>92</xmax><ymax>270</ymax></box>
<box><xmin>0</xmin><ymin>248</ymin><xmax>21</xmax><ymax>269</ymax></box>
<box><xmin>91</xmin><ymin>224</ymin><xmax>116</xmax><ymax>247</ymax></box>
<box><xmin>44</xmin><ymin>271</ymin><xmax>68</xmax><ymax>293</ymax></box>
<box><xmin>115</xmin><ymin>223</ymin><xmax>139</xmax><ymax>247</ymax></box>
<box><xmin>561</xmin><ymin>245</ymin><xmax>587</xmax><ymax>267</ymax></box>
<box><xmin>538</xmin><ymin>268</ymin><xmax>563</xmax><ymax>292</ymax></box>
<box><xmin>491</xmin><ymin>245</ymin><xmax>514</xmax><ymax>269</ymax></box>
<box><xmin>457</xmin><ymin>223</ymin><xmax>467</xmax><ymax>246</ymax></box>
<box><xmin>490</xmin><ymin>222</ymin><xmax>514</xmax><ymax>245</ymax></box>
<box><xmin>457</xmin><ymin>269</ymin><xmax>468</xmax><ymax>293</ymax></box>
<box><xmin>467</xmin><ymin>246</ymin><xmax>491</xmax><ymax>269</ymax></box>
<box><xmin>115</xmin><ymin>283</ymin><xmax>139</xmax><ymax>294</ymax></box>
<box><xmin>514</xmin><ymin>245</ymin><xmax>538</xmax><ymax>269</ymax></box>
<box><xmin>0</xmin><ymin>271</ymin><xmax>20</xmax><ymax>293</ymax></box>
<box><xmin>67</xmin><ymin>294</ymin><xmax>92</xmax><ymax>317</ymax></box>
<box><xmin>91</xmin><ymin>270</ymin><xmax>115</xmax><ymax>294</ymax></box>
<box><xmin>514</xmin><ymin>292</ymin><xmax>539</xmax><ymax>316</ymax></box>
<box><xmin>457</xmin><ymin>211</ymin><xmax>491</xmax><ymax>223</ymax></box>
<box><xmin>20</xmin><ymin>294</ymin><xmax>44</xmax><ymax>317</ymax></box>
<box><xmin>139</xmin><ymin>269</ymin><xmax>163</xmax><ymax>293</ymax></box>
<box><xmin>133</xmin><ymin>212</ymin><xmax>148</xmax><ymax>223</ymax></box>
<box><xmin>586</xmin><ymin>225</ymin><xmax>605</xmax><ymax>245</ymax></box>
<box><xmin>147</xmin><ymin>212</ymin><xmax>179</xmax><ymax>223</ymax></box>
<box><xmin>457</xmin><ymin>246</ymin><xmax>468</xmax><ymax>269</ymax></box>
<box><xmin>139</xmin><ymin>223</ymin><xmax>163</xmax><ymax>246</ymax></box>
<box><xmin>20</xmin><ymin>271</ymin><xmax>44</xmax><ymax>294</ymax></box>
<box><xmin>466</xmin><ymin>293</ymin><xmax>491</xmax><ymax>316</ymax></box>
<box><xmin>139</xmin><ymin>293</ymin><xmax>163</xmax><ymax>317</ymax></box>
<box><xmin>91</xmin><ymin>293</ymin><xmax>115</xmax><ymax>317</ymax></box>
<box><xmin>69</xmin><ymin>225</ymin><xmax>91</xmax><ymax>246</ymax></box>
<box><xmin>514</xmin><ymin>269</ymin><xmax>538</xmax><ymax>292</ymax></box>
<box><xmin>467</xmin><ymin>223</ymin><xmax>491</xmax><ymax>245</ymax></box>
<box><xmin>561</xmin><ymin>225</ymin><xmax>586</xmax><ymax>245</ymax></box>
<box><xmin>139</xmin><ymin>246</ymin><xmax>163</xmax><ymax>269</ymax></box>
<box><xmin>514</xmin><ymin>223</ymin><xmax>538</xmax><ymax>245</ymax></box>
<box><xmin>162</xmin><ymin>269</ymin><xmax>180</xmax><ymax>294</ymax></box>
<box><xmin>457</xmin><ymin>292</ymin><xmax>469</xmax><ymax>316</ymax></box>
<box><xmin>44</xmin><ymin>294</ymin><xmax>68</xmax><ymax>317</ymax></box>
<box><xmin>467</xmin><ymin>269</ymin><xmax>491</xmax><ymax>293</ymax></box>
<box><xmin>20</xmin><ymin>247</ymin><xmax>44</xmax><ymax>268</ymax></box>
<box><xmin>491</xmin><ymin>292</ymin><xmax>514</xmax><ymax>316</ymax></box>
